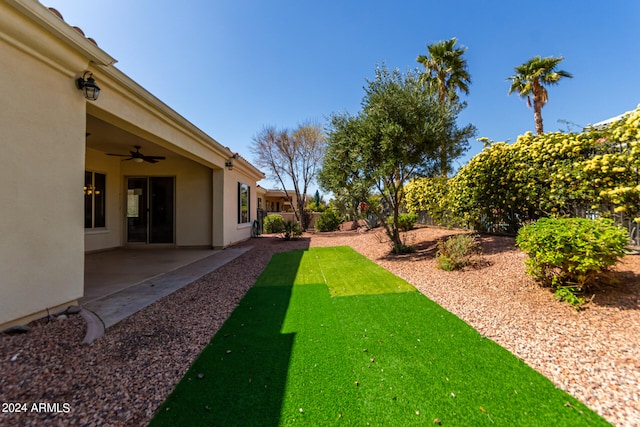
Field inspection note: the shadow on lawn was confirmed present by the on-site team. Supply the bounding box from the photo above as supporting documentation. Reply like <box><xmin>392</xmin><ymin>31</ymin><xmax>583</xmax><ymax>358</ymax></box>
<box><xmin>150</xmin><ymin>248</ymin><xmax>307</xmax><ymax>426</ymax></box>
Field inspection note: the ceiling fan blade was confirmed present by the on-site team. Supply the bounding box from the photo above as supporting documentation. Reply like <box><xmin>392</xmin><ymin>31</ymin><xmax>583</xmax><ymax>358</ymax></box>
<box><xmin>106</xmin><ymin>146</ymin><xmax>164</xmax><ymax>163</ymax></box>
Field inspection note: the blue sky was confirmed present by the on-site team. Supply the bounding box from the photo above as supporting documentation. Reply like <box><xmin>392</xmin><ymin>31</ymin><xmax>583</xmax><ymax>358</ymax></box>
<box><xmin>48</xmin><ymin>0</ymin><xmax>640</xmax><ymax>191</ymax></box>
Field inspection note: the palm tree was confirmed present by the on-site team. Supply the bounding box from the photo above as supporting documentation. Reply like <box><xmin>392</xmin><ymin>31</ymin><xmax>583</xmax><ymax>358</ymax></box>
<box><xmin>416</xmin><ymin>38</ymin><xmax>472</xmax><ymax>177</ymax></box>
<box><xmin>416</xmin><ymin>37</ymin><xmax>471</xmax><ymax>104</ymax></box>
<box><xmin>508</xmin><ymin>56</ymin><xmax>573</xmax><ymax>135</ymax></box>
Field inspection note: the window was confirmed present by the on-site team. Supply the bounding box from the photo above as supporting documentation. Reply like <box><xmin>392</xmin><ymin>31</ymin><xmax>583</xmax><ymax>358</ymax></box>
<box><xmin>85</xmin><ymin>171</ymin><xmax>106</xmax><ymax>228</ymax></box>
<box><xmin>238</xmin><ymin>183</ymin><xmax>250</xmax><ymax>224</ymax></box>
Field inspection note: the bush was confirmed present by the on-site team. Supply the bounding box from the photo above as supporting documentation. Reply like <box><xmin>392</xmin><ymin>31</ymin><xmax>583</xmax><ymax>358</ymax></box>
<box><xmin>263</xmin><ymin>214</ymin><xmax>285</xmax><ymax>234</ymax></box>
<box><xmin>397</xmin><ymin>212</ymin><xmax>418</xmax><ymax>232</ymax></box>
<box><xmin>282</xmin><ymin>220</ymin><xmax>303</xmax><ymax>240</ymax></box>
<box><xmin>516</xmin><ymin>217</ymin><xmax>628</xmax><ymax>305</ymax></box>
<box><xmin>315</xmin><ymin>209</ymin><xmax>342</xmax><ymax>232</ymax></box>
<box><xmin>306</xmin><ymin>201</ymin><xmax>326</xmax><ymax>212</ymax></box>
<box><xmin>435</xmin><ymin>234</ymin><xmax>481</xmax><ymax>271</ymax></box>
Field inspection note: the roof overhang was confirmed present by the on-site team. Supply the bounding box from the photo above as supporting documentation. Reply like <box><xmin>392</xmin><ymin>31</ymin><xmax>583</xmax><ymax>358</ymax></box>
<box><xmin>4</xmin><ymin>0</ymin><xmax>116</xmax><ymax>67</ymax></box>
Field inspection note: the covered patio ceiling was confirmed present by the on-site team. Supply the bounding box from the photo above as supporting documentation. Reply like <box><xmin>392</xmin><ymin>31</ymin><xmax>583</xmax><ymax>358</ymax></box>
<box><xmin>85</xmin><ymin>115</ymin><xmax>177</xmax><ymax>162</ymax></box>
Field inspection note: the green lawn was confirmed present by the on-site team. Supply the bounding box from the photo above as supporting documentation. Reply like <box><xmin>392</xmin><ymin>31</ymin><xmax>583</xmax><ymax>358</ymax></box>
<box><xmin>150</xmin><ymin>246</ymin><xmax>609</xmax><ymax>426</ymax></box>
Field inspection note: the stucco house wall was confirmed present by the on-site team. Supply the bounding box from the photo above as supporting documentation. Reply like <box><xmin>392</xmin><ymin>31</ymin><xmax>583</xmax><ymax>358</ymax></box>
<box><xmin>0</xmin><ymin>0</ymin><xmax>264</xmax><ymax>329</ymax></box>
<box><xmin>223</xmin><ymin>164</ymin><xmax>257</xmax><ymax>245</ymax></box>
<box><xmin>0</xmin><ymin>1</ymin><xmax>91</xmax><ymax>327</ymax></box>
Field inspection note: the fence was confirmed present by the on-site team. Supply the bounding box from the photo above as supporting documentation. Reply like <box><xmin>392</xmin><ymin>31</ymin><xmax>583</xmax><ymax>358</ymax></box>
<box><xmin>613</xmin><ymin>212</ymin><xmax>640</xmax><ymax>248</ymax></box>
<box><xmin>416</xmin><ymin>207</ymin><xmax>640</xmax><ymax>248</ymax></box>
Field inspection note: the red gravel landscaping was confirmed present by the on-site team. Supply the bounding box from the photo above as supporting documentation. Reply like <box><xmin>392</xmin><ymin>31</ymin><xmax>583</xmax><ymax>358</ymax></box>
<box><xmin>1</xmin><ymin>227</ymin><xmax>638</xmax><ymax>426</ymax></box>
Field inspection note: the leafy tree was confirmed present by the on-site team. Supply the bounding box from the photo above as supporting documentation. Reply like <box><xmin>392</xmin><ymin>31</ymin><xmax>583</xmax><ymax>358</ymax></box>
<box><xmin>252</xmin><ymin>122</ymin><xmax>325</xmax><ymax>230</ymax></box>
<box><xmin>318</xmin><ymin>113</ymin><xmax>371</xmax><ymax>229</ymax></box>
<box><xmin>321</xmin><ymin>65</ymin><xmax>475</xmax><ymax>253</ymax></box>
<box><xmin>508</xmin><ymin>56</ymin><xmax>573</xmax><ymax>135</ymax></box>
<box><xmin>416</xmin><ymin>37</ymin><xmax>474</xmax><ymax>177</ymax></box>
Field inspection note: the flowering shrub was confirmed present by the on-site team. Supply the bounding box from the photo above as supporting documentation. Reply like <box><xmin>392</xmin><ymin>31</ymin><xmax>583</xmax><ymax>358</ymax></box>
<box><xmin>404</xmin><ymin>105</ymin><xmax>640</xmax><ymax>233</ymax></box>
<box><xmin>516</xmin><ymin>217</ymin><xmax>628</xmax><ymax>307</ymax></box>
<box><xmin>404</xmin><ymin>177</ymin><xmax>462</xmax><ymax>227</ymax></box>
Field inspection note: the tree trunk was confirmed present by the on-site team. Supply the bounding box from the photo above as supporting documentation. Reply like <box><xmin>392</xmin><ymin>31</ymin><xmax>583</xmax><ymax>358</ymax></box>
<box><xmin>440</xmin><ymin>146</ymin><xmax>448</xmax><ymax>178</ymax></box>
<box><xmin>297</xmin><ymin>198</ymin><xmax>308</xmax><ymax>231</ymax></box>
<box><xmin>351</xmin><ymin>204</ymin><xmax>360</xmax><ymax>229</ymax></box>
<box><xmin>532</xmin><ymin>81</ymin><xmax>544</xmax><ymax>134</ymax></box>
<box><xmin>387</xmin><ymin>194</ymin><xmax>403</xmax><ymax>254</ymax></box>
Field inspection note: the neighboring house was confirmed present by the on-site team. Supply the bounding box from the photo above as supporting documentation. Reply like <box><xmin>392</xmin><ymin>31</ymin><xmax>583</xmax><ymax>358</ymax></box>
<box><xmin>0</xmin><ymin>0</ymin><xmax>264</xmax><ymax>329</ymax></box>
<box><xmin>258</xmin><ymin>188</ymin><xmax>322</xmax><ymax>229</ymax></box>
<box><xmin>263</xmin><ymin>189</ymin><xmax>296</xmax><ymax>213</ymax></box>
<box><xmin>261</xmin><ymin>189</ymin><xmax>315</xmax><ymax>213</ymax></box>
<box><xmin>589</xmin><ymin>112</ymin><xmax>630</xmax><ymax>130</ymax></box>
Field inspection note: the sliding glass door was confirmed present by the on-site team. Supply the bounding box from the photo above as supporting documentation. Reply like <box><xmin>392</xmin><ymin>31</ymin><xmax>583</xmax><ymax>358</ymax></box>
<box><xmin>126</xmin><ymin>177</ymin><xmax>174</xmax><ymax>244</ymax></box>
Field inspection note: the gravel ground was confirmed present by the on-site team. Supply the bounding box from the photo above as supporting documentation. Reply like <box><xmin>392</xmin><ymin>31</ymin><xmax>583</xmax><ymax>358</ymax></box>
<box><xmin>1</xmin><ymin>227</ymin><xmax>638</xmax><ymax>426</ymax></box>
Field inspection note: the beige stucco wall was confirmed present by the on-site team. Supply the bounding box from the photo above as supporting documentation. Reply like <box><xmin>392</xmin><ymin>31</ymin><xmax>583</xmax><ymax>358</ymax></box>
<box><xmin>0</xmin><ymin>2</ymin><xmax>88</xmax><ymax>327</ymax></box>
<box><xmin>221</xmin><ymin>166</ymin><xmax>264</xmax><ymax>246</ymax></box>
<box><xmin>173</xmin><ymin>159</ymin><xmax>213</xmax><ymax>247</ymax></box>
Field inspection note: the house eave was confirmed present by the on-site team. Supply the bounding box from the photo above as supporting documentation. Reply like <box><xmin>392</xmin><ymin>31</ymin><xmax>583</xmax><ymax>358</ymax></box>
<box><xmin>6</xmin><ymin>0</ymin><xmax>116</xmax><ymax>67</ymax></box>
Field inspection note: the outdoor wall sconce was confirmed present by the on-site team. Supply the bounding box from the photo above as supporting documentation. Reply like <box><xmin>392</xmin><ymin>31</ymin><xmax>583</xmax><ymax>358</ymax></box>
<box><xmin>76</xmin><ymin>71</ymin><xmax>100</xmax><ymax>101</ymax></box>
<box><xmin>225</xmin><ymin>153</ymin><xmax>238</xmax><ymax>170</ymax></box>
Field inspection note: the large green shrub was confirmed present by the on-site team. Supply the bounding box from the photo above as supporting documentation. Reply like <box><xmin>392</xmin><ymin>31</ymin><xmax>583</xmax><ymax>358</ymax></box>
<box><xmin>315</xmin><ymin>209</ymin><xmax>342</xmax><ymax>232</ymax></box>
<box><xmin>516</xmin><ymin>217</ymin><xmax>628</xmax><ymax>305</ymax></box>
<box><xmin>263</xmin><ymin>214</ymin><xmax>285</xmax><ymax>234</ymax></box>
<box><xmin>435</xmin><ymin>234</ymin><xmax>481</xmax><ymax>271</ymax></box>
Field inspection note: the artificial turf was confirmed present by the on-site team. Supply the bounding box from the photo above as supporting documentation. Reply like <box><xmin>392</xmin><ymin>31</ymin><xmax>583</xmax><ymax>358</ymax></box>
<box><xmin>149</xmin><ymin>246</ymin><xmax>610</xmax><ymax>426</ymax></box>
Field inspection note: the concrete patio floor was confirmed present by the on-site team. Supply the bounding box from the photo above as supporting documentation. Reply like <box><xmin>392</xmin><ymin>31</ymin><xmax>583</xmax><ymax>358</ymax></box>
<box><xmin>80</xmin><ymin>246</ymin><xmax>251</xmax><ymax>343</ymax></box>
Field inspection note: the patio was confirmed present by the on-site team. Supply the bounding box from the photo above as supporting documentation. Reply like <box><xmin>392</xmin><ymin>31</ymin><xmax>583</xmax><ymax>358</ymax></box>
<box><xmin>80</xmin><ymin>247</ymin><xmax>251</xmax><ymax>341</ymax></box>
